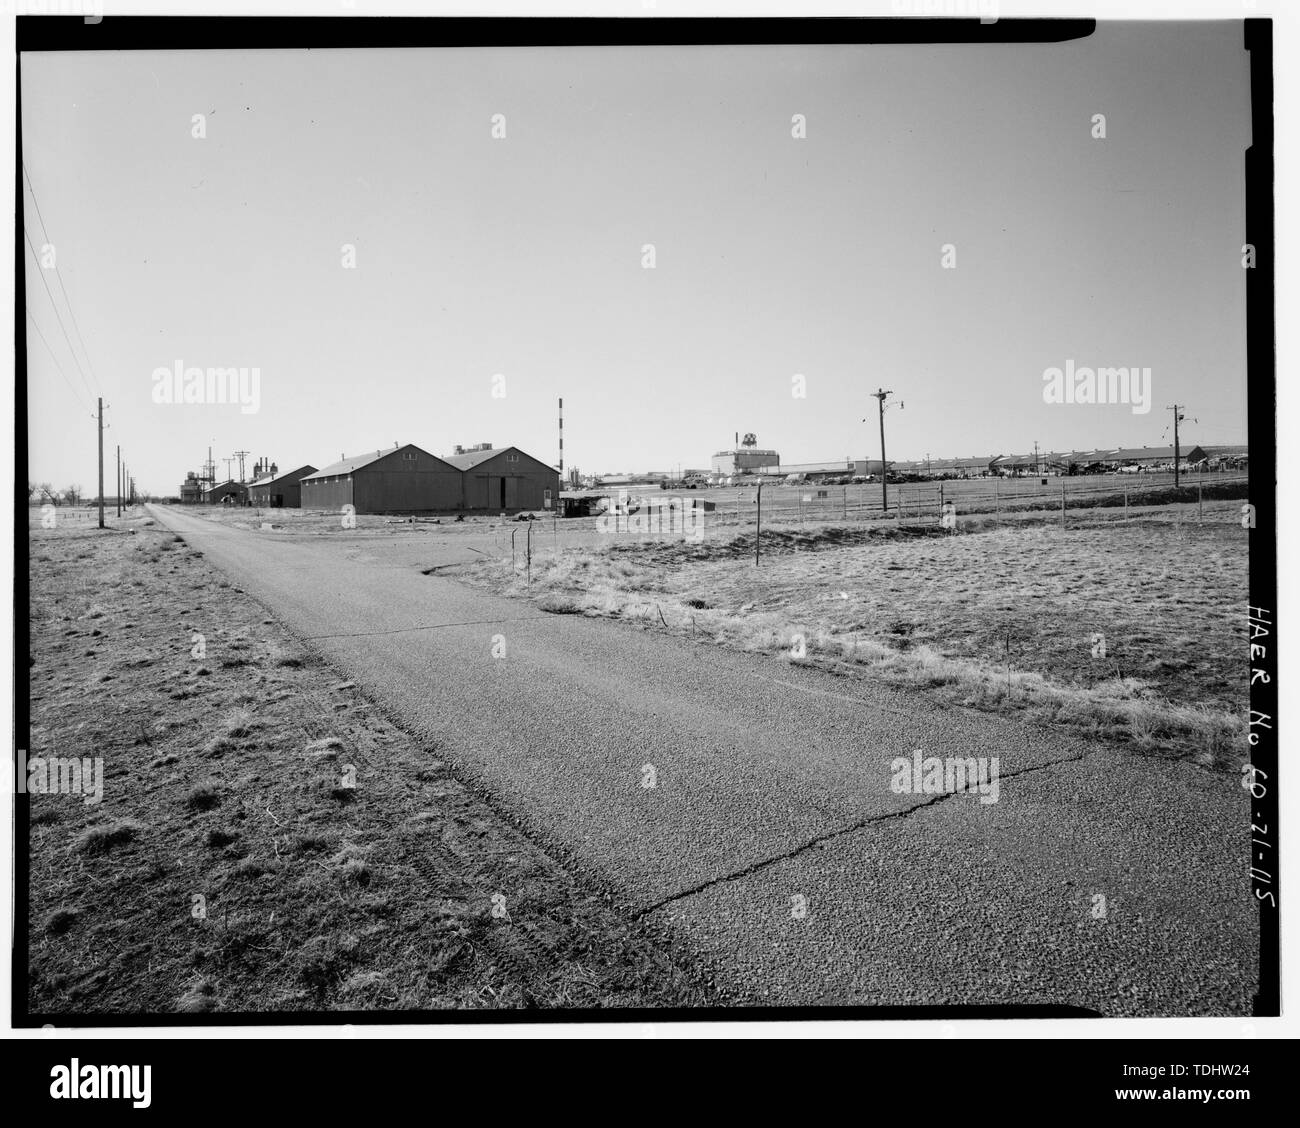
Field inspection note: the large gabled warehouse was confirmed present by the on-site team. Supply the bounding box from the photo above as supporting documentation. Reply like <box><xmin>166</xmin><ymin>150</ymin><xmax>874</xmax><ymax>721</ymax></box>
<box><xmin>300</xmin><ymin>444</ymin><xmax>462</xmax><ymax>514</ymax></box>
<box><xmin>443</xmin><ymin>446</ymin><xmax>560</xmax><ymax>512</ymax></box>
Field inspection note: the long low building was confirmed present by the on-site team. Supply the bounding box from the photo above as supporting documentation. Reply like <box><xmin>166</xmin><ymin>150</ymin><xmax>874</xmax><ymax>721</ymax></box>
<box><xmin>300</xmin><ymin>443</ymin><xmax>559</xmax><ymax>515</ymax></box>
<box><xmin>775</xmin><ymin>459</ymin><xmax>890</xmax><ymax>479</ymax></box>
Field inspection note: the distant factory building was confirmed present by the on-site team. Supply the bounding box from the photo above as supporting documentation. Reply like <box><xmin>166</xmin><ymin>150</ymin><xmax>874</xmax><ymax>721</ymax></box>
<box><xmin>247</xmin><ymin>461</ymin><xmax>317</xmax><ymax>508</ymax></box>
<box><xmin>778</xmin><ymin>459</ymin><xmax>890</xmax><ymax>479</ymax></box>
<box><xmin>1104</xmin><ymin>445</ymin><xmax>1206</xmax><ymax>470</ymax></box>
<box><xmin>179</xmin><ymin>471</ymin><xmax>202</xmax><ymax>504</ymax></box>
<box><xmin>300</xmin><ymin>444</ymin><xmax>462</xmax><ymax>514</ymax></box>
<box><xmin>712</xmin><ymin>433</ymin><xmax>781</xmax><ymax>475</ymax></box>
<box><xmin>444</xmin><ymin>445</ymin><xmax>560</xmax><ymax>512</ymax></box>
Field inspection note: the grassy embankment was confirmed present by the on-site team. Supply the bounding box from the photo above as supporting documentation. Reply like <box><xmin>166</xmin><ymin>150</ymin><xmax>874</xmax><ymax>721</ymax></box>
<box><xmin>451</xmin><ymin>498</ymin><xmax>1250</xmax><ymax>769</ymax></box>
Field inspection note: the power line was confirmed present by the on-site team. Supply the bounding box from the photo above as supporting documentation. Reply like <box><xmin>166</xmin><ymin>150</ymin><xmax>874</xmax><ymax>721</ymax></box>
<box><xmin>23</xmin><ymin>225</ymin><xmax>97</xmax><ymax>405</ymax></box>
<box><xmin>25</xmin><ymin>309</ymin><xmax>94</xmax><ymax>418</ymax></box>
<box><xmin>22</xmin><ymin>163</ymin><xmax>103</xmax><ymax>399</ymax></box>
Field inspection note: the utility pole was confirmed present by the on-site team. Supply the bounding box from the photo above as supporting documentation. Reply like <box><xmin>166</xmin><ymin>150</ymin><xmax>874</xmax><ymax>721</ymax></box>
<box><xmin>869</xmin><ymin>388</ymin><xmax>896</xmax><ymax>514</ymax></box>
<box><xmin>116</xmin><ymin>445</ymin><xmax>121</xmax><ymax>517</ymax></box>
<box><xmin>1168</xmin><ymin>404</ymin><xmax>1185</xmax><ymax>487</ymax></box>
<box><xmin>1033</xmin><ymin>440</ymin><xmax>1041</xmax><ymax>476</ymax></box>
<box><xmin>97</xmin><ymin>397</ymin><xmax>105</xmax><ymax>529</ymax></box>
<box><xmin>223</xmin><ymin>456</ymin><xmax>235</xmax><ymax>482</ymax></box>
<box><xmin>234</xmin><ymin>450</ymin><xmax>250</xmax><ymax>482</ymax></box>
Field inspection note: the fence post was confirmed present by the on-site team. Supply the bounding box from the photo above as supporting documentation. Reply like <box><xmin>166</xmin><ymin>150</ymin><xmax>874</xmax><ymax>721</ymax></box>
<box><xmin>755</xmin><ymin>482</ymin><xmax>763</xmax><ymax>566</ymax></box>
<box><xmin>1061</xmin><ymin>481</ymin><xmax>1066</xmax><ymax>529</ymax></box>
<box><xmin>512</xmin><ymin>527</ymin><xmax>517</xmax><ymax>568</ymax></box>
<box><xmin>1198</xmin><ymin>480</ymin><xmax>1203</xmax><ymax>522</ymax></box>
<box><xmin>994</xmin><ymin>476</ymin><xmax>999</xmax><ymax>520</ymax></box>
<box><xmin>1124</xmin><ymin>486</ymin><xmax>1128</xmax><ymax>521</ymax></box>
<box><xmin>526</xmin><ymin>522</ymin><xmax>533</xmax><ymax>584</ymax></box>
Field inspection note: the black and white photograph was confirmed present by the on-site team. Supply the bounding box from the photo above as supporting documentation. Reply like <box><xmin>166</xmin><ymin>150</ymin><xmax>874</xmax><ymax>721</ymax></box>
<box><xmin>8</xmin><ymin>2</ymin><xmax>1290</xmax><ymax>1076</ymax></box>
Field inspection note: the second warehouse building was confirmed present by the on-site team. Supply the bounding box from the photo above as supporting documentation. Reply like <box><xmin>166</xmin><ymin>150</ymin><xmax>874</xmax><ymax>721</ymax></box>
<box><xmin>299</xmin><ymin>443</ymin><xmax>559</xmax><ymax>514</ymax></box>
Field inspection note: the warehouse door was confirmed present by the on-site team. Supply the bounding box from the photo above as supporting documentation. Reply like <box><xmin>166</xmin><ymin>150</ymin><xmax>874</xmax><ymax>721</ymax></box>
<box><xmin>505</xmin><ymin>477</ymin><xmax>519</xmax><ymax>509</ymax></box>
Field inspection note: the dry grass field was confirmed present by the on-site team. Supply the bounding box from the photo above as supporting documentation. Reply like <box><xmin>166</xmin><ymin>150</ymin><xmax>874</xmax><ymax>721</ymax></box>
<box><xmin>454</xmin><ymin>500</ymin><xmax>1249</xmax><ymax>769</ymax></box>
<box><xmin>26</xmin><ymin>512</ymin><xmax>717</xmax><ymax>1014</ymax></box>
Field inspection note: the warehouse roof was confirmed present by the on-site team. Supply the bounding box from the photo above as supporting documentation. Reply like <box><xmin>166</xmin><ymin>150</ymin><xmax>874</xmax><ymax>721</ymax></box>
<box><xmin>249</xmin><ymin>464</ymin><xmax>316</xmax><ymax>489</ymax></box>
<box><xmin>301</xmin><ymin>445</ymin><xmax>445</xmax><ymax>482</ymax></box>
<box><xmin>1109</xmin><ymin>446</ymin><xmax>1178</xmax><ymax>461</ymax></box>
<box><xmin>201</xmin><ymin>479</ymin><xmax>246</xmax><ymax>495</ymax></box>
<box><xmin>776</xmin><ymin>460</ymin><xmax>857</xmax><ymax>474</ymax></box>
<box><xmin>442</xmin><ymin>446</ymin><xmax>522</xmax><ymax>471</ymax></box>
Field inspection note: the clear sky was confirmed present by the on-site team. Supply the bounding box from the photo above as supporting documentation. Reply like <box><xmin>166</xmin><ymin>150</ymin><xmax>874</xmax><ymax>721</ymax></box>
<box><xmin>22</xmin><ymin>22</ymin><xmax>1251</xmax><ymax>494</ymax></box>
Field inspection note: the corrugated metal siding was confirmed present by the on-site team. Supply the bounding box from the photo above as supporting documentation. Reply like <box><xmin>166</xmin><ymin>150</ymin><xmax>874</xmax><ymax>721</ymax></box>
<box><xmin>458</xmin><ymin>450</ymin><xmax>559</xmax><ymax>512</ymax></box>
<box><xmin>354</xmin><ymin>468</ymin><xmax>462</xmax><ymax>513</ymax></box>
<box><xmin>301</xmin><ymin>478</ymin><xmax>354</xmax><ymax>511</ymax></box>
<box><xmin>462</xmin><ymin>472</ymin><xmax>491</xmax><ymax>511</ymax></box>
<box><xmin>249</xmin><ymin>482</ymin><xmax>302</xmax><ymax>507</ymax></box>
<box><xmin>301</xmin><ymin>446</ymin><xmax>559</xmax><ymax>513</ymax></box>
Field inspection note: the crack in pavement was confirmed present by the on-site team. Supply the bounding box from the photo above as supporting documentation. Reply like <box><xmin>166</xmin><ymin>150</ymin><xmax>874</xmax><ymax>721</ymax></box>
<box><xmin>301</xmin><ymin>615</ymin><xmax>552</xmax><ymax>640</ymax></box>
<box><xmin>633</xmin><ymin>748</ymin><xmax>1094</xmax><ymax>918</ymax></box>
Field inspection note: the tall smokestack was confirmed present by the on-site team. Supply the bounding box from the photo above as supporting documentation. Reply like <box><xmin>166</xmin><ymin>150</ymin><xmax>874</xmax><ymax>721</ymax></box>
<box><xmin>558</xmin><ymin>397</ymin><xmax>564</xmax><ymax>479</ymax></box>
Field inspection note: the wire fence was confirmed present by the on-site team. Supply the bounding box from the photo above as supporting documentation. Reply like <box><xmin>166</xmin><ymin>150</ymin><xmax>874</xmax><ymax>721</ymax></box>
<box><xmin>589</xmin><ymin>471</ymin><xmax>1251</xmax><ymax>540</ymax></box>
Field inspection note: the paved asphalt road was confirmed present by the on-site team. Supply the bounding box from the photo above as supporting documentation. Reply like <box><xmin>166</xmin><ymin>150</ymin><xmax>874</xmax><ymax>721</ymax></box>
<box><xmin>148</xmin><ymin>505</ymin><xmax>1257</xmax><ymax>1015</ymax></box>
